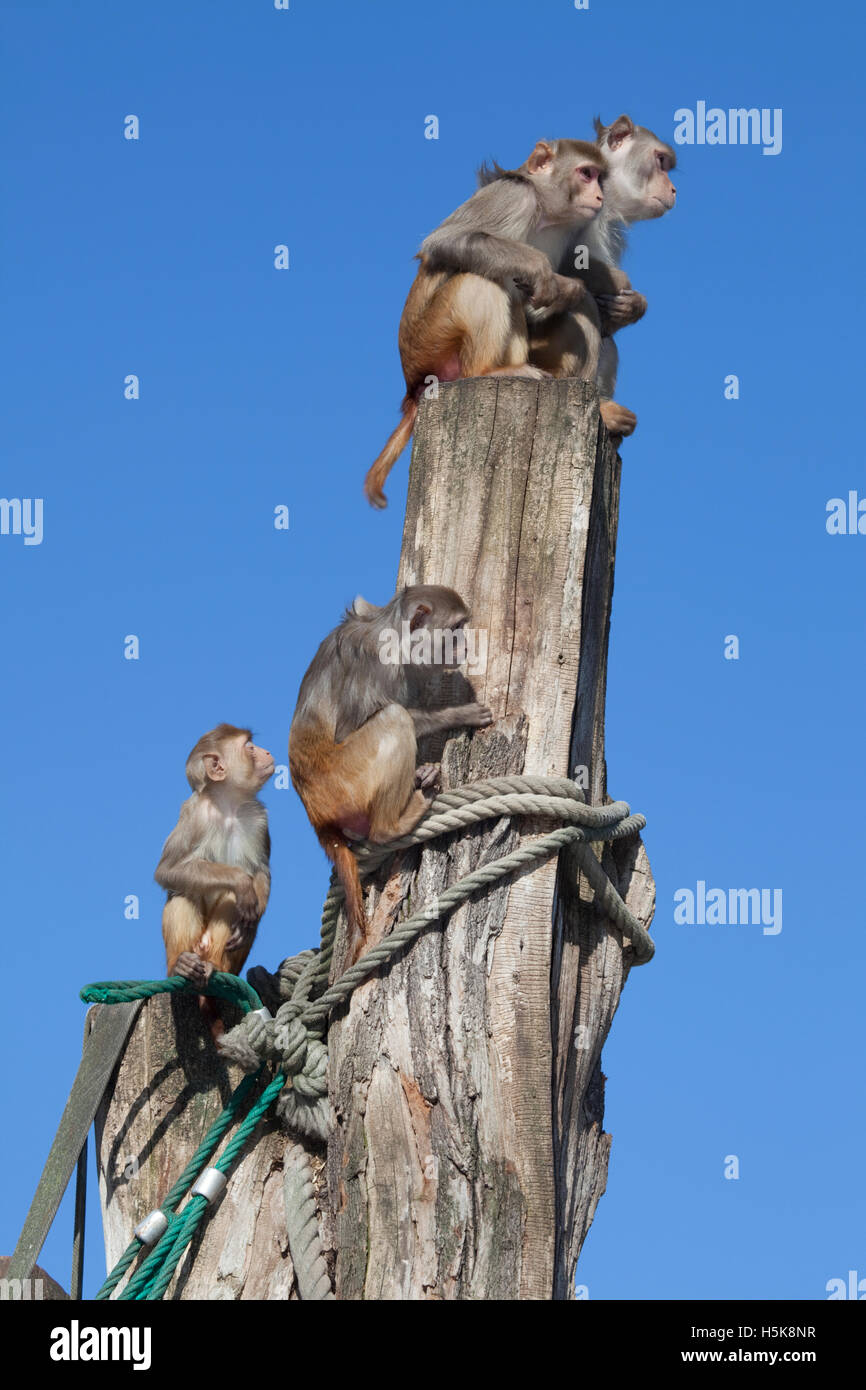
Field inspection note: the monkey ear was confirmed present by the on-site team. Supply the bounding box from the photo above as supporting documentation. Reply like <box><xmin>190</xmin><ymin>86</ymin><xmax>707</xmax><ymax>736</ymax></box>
<box><xmin>408</xmin><ymin>602</ymin><xmax>433</xmax><ymax>633</ymax></box>
<box><xmin>203</xmin><ymin>752</ymin><xmax>227</xmax><ymax>782</ymax></box>
<box><xmin>526</xmin><ymin>141</ymin><xmax>555</xmax><ymax>174</ymax></box>
<box><xmin>352</xmin><ymin>596</ymin><xmax>380</xmax><ymax>619</ymax></box>
<box><xmin>593</xmin><ymin>116</ymin><xmax>604</xmax><ymax>139</ymax></box>
<box><xmin>606</xmin><ymin>115</ymin><xmax>635</xmax><ymax>151</ymax></box>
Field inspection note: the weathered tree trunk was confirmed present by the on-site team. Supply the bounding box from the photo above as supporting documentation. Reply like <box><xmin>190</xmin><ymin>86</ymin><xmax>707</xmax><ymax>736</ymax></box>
<box><xmin>327</xmin><ymin>378</ymin><xmax>654</xmax><ymax>1299</ymax></box>
<box><xmin>94</xmin><ymin>994</ymin><xmax>298</xmax><ymax>1299</ymax></box>
<box><xmin>95</xmin><ymin>378</ymin><xmax>653</xmax><ymax>1301</ymax></box>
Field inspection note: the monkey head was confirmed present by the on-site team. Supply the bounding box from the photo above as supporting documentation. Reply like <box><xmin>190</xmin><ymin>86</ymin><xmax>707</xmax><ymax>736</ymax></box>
<box><xmin>353</xmin><ymin>585</ymin><xmax>471</xmax><ymax>671</ymax></box>
<box><xmin>594</xmin><ymin>115</ymin><xmax>676</xmax><ymax>222</ymax></box>
<box><xmin>519</xmin><ymin>139</ymin><xmax>608</xmax><ymax>226</ymax></box>
<box><xmin>185</xmin><ymin>724</ymin><xmax>274</xmax><ymax>796</ymax></box>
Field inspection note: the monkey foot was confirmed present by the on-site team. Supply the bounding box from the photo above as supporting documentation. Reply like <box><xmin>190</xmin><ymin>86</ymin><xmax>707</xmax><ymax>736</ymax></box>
<box><xmin>481</xmin><ymin>364</ymin><xmax>551</xmax><ymax>381</ymax></box>
<box><xmin>415</xmin><ymin>762</ymin><xmax>441</xmax><ymax>791</ymax></box>
<box><xmin>599</xmin><ymin>400</ymin><xmax>637</xmax><ymax>438</ymax></box>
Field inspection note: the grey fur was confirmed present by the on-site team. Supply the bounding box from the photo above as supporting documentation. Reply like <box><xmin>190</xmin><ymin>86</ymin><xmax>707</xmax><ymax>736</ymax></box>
<box><xmin>291</xmin><ymin>585</ymin><xmax>476</xmax><ymax>747</ymax></box>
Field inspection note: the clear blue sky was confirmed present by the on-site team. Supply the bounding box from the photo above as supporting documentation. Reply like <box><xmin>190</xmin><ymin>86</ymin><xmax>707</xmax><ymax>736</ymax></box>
<box><xmin>2</xmin><ymin>0</ymin><xmax>863</xmax><ymax>1300</ymax></box>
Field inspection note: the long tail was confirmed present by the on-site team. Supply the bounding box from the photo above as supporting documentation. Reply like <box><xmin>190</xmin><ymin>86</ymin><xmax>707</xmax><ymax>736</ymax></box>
<box><xmin>364</xmin><ymin>398</ymin><xmax>417</xmax><ymax>509</ymax></box>
<box><xmin>328</xmin><ymin>836</ymin><xmax>368</xmax><ymax>953</ymax></box>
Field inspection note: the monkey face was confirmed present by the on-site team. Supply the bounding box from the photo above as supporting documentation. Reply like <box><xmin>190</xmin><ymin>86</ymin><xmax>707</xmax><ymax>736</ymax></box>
<box><xmin>600</xmin><ymin>122</ymin><xmax>677</xmax><ymax>223</ymax></box>
<box><xmin>239</xmin><ymin>736</ymin><xmax>275</xmax><ymax>791</ymax></box>
<box><xmin>568</xmin><ymin>161</ymin><xmax>605</xmax><ymax>221</ymax></box>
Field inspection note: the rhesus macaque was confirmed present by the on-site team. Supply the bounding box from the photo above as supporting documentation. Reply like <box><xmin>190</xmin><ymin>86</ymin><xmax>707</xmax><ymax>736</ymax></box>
<box><xmin>289</xmin><ymin>586</ymin><xmax>492</xmax><ymax>961</ymax></box>
<box><xmin>364</xmin><ymin>139</ymin><xmax>608</xmax><ymax>508</ymax></box>
<box><xmin>155</xmin><ymin>724</ymin><xmax>274</xmax><ymax>1038</ymax></box>
<box><xmin>527</xmin><ymin>114</ymin><xmax>676</xmax><ymax>430</ymax></box>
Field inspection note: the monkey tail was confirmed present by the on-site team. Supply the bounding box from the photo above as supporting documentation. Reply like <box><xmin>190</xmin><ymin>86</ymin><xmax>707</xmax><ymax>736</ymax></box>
<box><xmin>328</xmin><ymin>835</ymin><xmax>369</xmax><ymax>949</ymax></box>
<box><xmin>364</xmin><ymin>398</ymin><xmax>417</xmax><ymax>510</ymax></box>
<box><xmin>198</xmin><ymin>994</ymin><xmax>225</xmax><ymax>1041</ymax></box>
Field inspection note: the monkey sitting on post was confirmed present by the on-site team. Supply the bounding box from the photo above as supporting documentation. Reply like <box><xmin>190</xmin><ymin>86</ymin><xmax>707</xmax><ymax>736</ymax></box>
<box><xmin>289</xmin><ymin>586</ymin><xmax>492</xmax><ymax>963</ymax></box>
<box><xmin>524</xmin><ymin>114</ymin><xmax>677</xmax><ymax>430</ymax></box>
<box><xmin>155</xmin><ymin>723</ymin><xmax>274</xmax><ymax>1038</ymax></box>
<box><xmin>365</xmin><ymin>138</ymin><xmax>624</xmax><ymax>509</ymax></box>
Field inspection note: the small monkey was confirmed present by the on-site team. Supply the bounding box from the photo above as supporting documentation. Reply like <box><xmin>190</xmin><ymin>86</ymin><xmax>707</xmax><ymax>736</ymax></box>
<box><xmin>289</xmin><ymin>586</ymin><xmax>492</xmax><ymax>961</ymax></box>
<box><xmin>527</xmin><ymin>114</ymin><xmax>677</xmax><ymax>430</ymax></box>
<box><xmin>155</xmin><ymin>723</ymin><xmax>274</xmax><ymax>1037</ymax></box>
<box><xmin>364</xmin><ymin>139</ymin><xmax>607</xmax><ymax>508</ymax></box>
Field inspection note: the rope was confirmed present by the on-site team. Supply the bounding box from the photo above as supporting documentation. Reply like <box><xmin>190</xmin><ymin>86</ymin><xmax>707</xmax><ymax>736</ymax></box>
<box><xmin>117</xmin><ymin>1072</ymin><xmax>287</xmax><ymax>1301</ymax></box>
<box><xmin>282</xmin><ymin>1142</ymin><xmax>335</xmax><ymax>1301</ymax></box>
<box><xmin>82</xmin><ymin>972</ymin><xmax>262</xmax><ymax>1011</ymax></box>
<box><xmin>86</xmin><ymin>775</ymin><xmax>650</xmax><ymax>1302</ymax></box>
<box><xmin>94</xmin><ymin>1070</ymin><xmax>262</xmax><ymax>1299</ymax></box>
<box><xmin>85</xmin><ymin>974</ymin><xmax>265</xmax><ymax>1300</ymax></box>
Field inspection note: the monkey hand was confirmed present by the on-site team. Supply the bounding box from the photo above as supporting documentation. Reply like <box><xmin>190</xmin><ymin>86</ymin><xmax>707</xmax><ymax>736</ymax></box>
<box><xmin>595</xmin><ymin>290</ymin><xmax>647</xmax><ymax>334</ymax></box>
<box><xmin>460</xmin><ymin>703</ymin><xmax>494</xmax><ymax>728</ymax></box>
<box><xmin>513</xmin><ymin>258</ymin><xmax>570</xmax><ymax>315</ymax></box>
<box><xmin>226</xmin><ymin>872</ymin><xmax>257</xmax><ymax>939</ymax></box>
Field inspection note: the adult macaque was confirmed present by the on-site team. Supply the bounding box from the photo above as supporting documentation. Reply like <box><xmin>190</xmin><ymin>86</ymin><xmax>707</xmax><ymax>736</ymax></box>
<box><xmin>528</xmin><ymin>114</ymin><xmax>677</xmax><ymax>427</ymax></box>
<box><xmin>289</xmin><ymin>585</ymin><xmax>492</xmax><ymax>961</ymax></box>
<box><xmin>155</xmin><ymin>724</ymin><xmax>273</xmax><ymax>1037</ymax></box>
<box><xmin>364</xmin><ymin>139</ymin><xmax>608</xmax><ymax>508</ymax></box>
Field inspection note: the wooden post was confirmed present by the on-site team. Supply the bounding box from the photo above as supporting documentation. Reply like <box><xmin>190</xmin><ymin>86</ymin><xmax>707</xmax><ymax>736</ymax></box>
<box><xmin>94</xmin><ymin>994</ymin><xmax>297</xmax><ymax>1299</ymax></box>
<box><xmin>95</xmin><ymin>378</ymin><xmax>653</xmax><ymax>1301</ymax></box>
<box><xmin>327</xmin><ymin>378</ymin><xmax>654</xmax><ymax>1299</ymax></box>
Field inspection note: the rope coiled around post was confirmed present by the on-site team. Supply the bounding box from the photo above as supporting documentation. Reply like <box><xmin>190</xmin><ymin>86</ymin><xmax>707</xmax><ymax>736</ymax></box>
<box><xmin>219</xmin><ymin>775</ymin><xmax>652</xmax><ymax>1103</ymax></box>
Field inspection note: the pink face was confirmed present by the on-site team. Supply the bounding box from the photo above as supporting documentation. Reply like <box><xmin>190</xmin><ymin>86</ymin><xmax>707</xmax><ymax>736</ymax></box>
<box><xmin>240</xmin><ymin>736</ymin><xmax>275</xmax><ymax>788</ymax></box>
<box><xmin>651</xmin><ymin>148</ymin><xmax>677</xmax><ymax>212</ymax></box>
<box><xmin>572</xmin><ymin>161</ymin><xmax>605</xmax><ymax>217</ymax></box>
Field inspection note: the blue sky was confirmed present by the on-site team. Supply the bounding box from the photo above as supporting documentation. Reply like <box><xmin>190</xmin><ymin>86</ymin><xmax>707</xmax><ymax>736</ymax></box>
<box><xmin>2</xmin><ymin>0</ymin><xmax>863</xmax><ymax>1300</ymax></box>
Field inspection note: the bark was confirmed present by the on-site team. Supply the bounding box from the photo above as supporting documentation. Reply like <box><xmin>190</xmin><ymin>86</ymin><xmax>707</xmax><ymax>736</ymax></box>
<box><xmin>327</xmin><ymin>378</ymin><xmax>655</xmax><ymax>1300</ymax></box>
<box><xmin>94</xmin><ymin>994</ymin><xmax>303</xmax><ymax>1299</ymax></box>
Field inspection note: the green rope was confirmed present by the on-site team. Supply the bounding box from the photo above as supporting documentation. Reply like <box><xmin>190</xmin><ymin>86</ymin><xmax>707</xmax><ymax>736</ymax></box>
<box><xmin>94</xmin><ymin>1069</ymin><xmax>262</xmax><ymax>1299</ymax></box>
<box><xmin>126</xmin><ymin>1074</ymin><xmax>287</xmax><ymax>1301</ymax></box>
<box><xmin>86</xmin><ymin>774</ymin><xmax>651</xmax><ymax>1301</ymax></box>
<box><xmin>86</xmin><ymin>973</ymin><xmax>264</xmax><ymax>1299</ymax></box>
<box><xmin>81</xmin><ymin>971</ymin><xmax>262</xmax><ymax>1011</ymax></box>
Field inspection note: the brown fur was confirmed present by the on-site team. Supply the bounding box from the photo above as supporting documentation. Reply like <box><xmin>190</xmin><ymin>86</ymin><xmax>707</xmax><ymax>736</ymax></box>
<box><xmin>289</xmin><ymin>588</ymin><xmax>492</xmax><ymax>962</ymax></box>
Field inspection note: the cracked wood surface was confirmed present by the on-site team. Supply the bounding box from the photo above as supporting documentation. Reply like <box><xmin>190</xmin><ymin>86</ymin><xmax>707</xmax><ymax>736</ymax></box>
<box><xmin>327</xmin><ymin>378</ymin><xmax>655</xmax><ymax>1300</ymax></box>
<box><xmin>95</xmin><ymin>994</ymin><xmax>301</xmax><ymax>1300</ymax></box>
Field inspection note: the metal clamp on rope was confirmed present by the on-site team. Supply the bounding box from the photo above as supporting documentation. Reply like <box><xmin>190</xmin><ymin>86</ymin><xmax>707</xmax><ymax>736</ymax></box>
<box><xmin>251</xmin><ymin>1006</ymin><xmax>273</xmax><ymax>1022</ymax></box>
<box><xmin>134</xmin><ymin>1209</ymin><xmax>169</xmax><ymax>1245</ymax></box>
<box><xmin>191</xmin><ymin>1167</ymin><xmax>227</xmax><ymax>1202</ymax></box>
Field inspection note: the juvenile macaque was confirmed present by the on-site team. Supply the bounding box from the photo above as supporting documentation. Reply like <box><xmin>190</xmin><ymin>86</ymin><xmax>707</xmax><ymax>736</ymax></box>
<box><xmin>364</xmin><ymin>139</ymin><xmax>607</xmax><ymax>508</ymax></box>
<box><xmin>527</xmin><ymin>114</ymin><xmax>677</xmax><ymax>427</ymax></box>
<box><xmin>289</xmin><ymin>586</ymin><xmax>492</xmax><ymax>960</ymax></box>
<box><xmin>155</xmin><ymin>724</ymin><xmax>273</xmax><ymax>1037</ymax></box>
